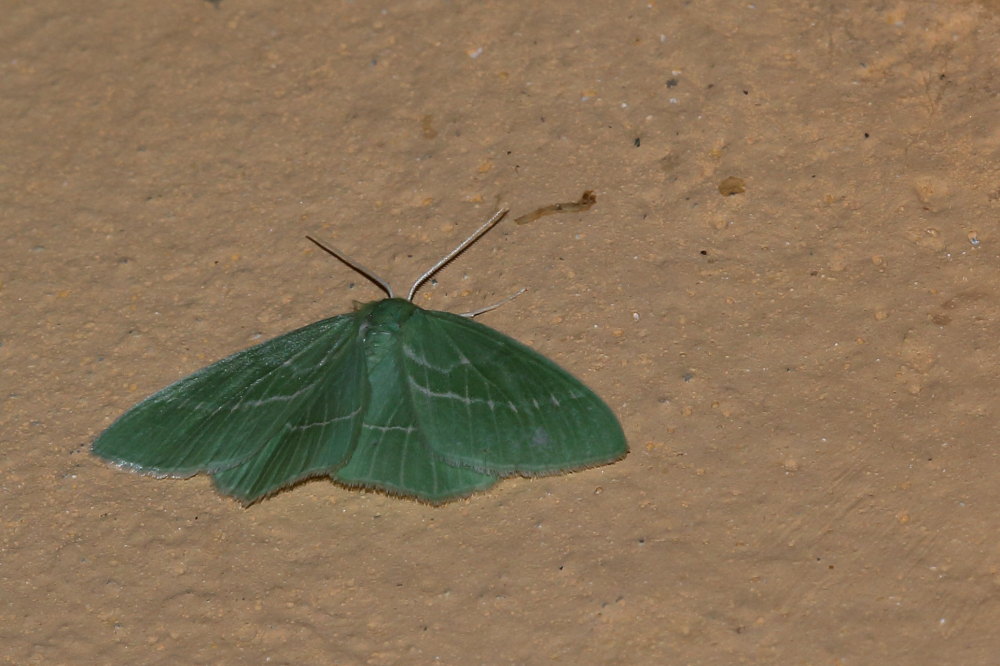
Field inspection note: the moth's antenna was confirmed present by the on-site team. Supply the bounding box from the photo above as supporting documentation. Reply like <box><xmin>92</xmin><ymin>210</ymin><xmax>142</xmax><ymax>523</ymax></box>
<box><xmin>407</xmin><ymin>208</ymin><xmax>509</xmax><ymax>302</ymax></box>
<box><xmin>306</xmin><ymin>236</ymin><xmax>395</xmax><ymax>299</ymax></box>
<box><xmin>460</xmin><ymin>288</ymin><xmax>527</xmax><ymax>318</ymax></box>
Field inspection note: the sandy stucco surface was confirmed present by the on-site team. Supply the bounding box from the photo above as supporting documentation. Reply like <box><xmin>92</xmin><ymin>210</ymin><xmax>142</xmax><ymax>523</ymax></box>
<box><xmin>3</xmin><ymin>1</ymin><xmax>1000</xmax><ymax>663</ymax></box>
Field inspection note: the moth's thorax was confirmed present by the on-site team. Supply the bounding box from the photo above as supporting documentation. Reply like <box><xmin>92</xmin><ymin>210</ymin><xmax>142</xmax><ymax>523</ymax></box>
<box><xmin>358</xmin><ymin>298</ymin><xmax>418</xmax><ymax>362</ymax></box>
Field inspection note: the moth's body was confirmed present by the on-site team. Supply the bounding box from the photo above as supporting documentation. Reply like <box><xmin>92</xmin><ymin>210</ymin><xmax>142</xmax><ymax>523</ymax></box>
<box><xmin>92</xmin><ymin>210</ymin><xmax>627</xmax><ymax>504</ymax></box>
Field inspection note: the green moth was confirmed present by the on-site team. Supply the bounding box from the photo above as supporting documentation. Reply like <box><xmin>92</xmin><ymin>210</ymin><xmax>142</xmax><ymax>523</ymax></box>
<box><xmin>92</xmin><ymin>209</ymin><xmax>627</xmax><ymax>504</ymax></box>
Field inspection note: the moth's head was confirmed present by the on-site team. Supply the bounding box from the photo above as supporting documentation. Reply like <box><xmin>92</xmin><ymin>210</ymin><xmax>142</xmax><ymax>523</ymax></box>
<box><xmin>359</xmin><ymin>298</ymin><xmax>418</xmax><ymax>336</ymax></box>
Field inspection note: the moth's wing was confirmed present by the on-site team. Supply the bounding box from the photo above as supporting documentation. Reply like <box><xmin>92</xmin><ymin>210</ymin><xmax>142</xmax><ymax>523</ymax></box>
<box><xmin>400</xmin><ymin>309</ymin><xmax>628</xmax><ymax>475</ymax></box>
<box><xmin>92</xmin><ymin>314</ymin><xmax>366</xmax><ymax>495</ymax></box>
<box><xmin>209</xmin><ymin>321</ymin><xmax>370</xmax><ymax>504</ymax></box>
<box><xmin>333</xmin><ymin>334</ymin><xmax>498</xmax><ymax>503</ymax></box>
